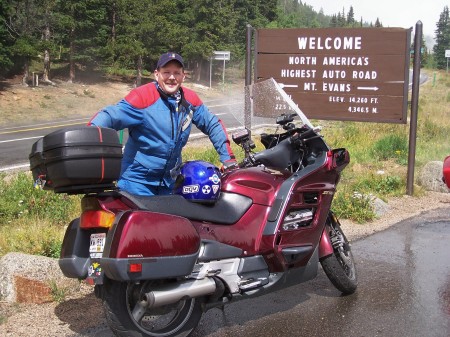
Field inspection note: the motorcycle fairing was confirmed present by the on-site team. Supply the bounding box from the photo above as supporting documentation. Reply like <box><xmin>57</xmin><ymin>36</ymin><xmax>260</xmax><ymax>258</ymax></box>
<box><xmin>119</xmin><ymin>191</ymin><xmax>252</xmax><ymax>225</ymax></box>
<box><xmin>263</xmin><ymin>150</ymin><xmax>328</xmax><ymax>235</ymax></box>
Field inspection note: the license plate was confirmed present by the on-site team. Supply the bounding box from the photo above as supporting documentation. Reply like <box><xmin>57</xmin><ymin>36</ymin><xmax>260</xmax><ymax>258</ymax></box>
<box><xmin>89</xmin><ymin>233</ymin><xmax>106</xmax><ymax>258</ymax></box>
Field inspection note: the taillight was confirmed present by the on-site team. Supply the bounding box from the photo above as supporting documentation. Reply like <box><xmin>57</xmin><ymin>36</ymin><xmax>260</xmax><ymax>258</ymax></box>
<box><xmin>80</xmin><ymin>210</ymin><xmax>115</xmax><ymax>228</ymax></box>
<box><xmin>129</xmin><ymin>263</ymin><xmax>142</xmax><ymax>273</ymax></box>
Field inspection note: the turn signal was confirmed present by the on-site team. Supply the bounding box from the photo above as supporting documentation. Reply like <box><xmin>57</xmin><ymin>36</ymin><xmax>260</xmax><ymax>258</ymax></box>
<box><xmin>80</xmin><ymin>210</ymin><xmax>115</xmax><ymax>228</ymax></box>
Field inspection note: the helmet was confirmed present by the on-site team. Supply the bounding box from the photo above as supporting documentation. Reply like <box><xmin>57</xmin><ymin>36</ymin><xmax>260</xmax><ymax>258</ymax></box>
<box><xmin>173</xmin><ymin>160</ymin><xmax>221</xmax><ymax>203</ymax></box>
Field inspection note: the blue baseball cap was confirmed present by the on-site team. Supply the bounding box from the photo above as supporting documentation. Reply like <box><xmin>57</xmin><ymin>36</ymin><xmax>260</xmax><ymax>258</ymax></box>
<box><xmin>156</xmin><ymin>52</ymin><xmax>184</xmax><ymax>69</ymax></box>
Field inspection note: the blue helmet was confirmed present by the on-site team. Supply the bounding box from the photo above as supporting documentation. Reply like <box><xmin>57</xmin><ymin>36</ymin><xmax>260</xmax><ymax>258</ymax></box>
<box><xmin>173</xmin><ymin>160</ymin><xmax>221</xmax><ymax>203</ymax></box>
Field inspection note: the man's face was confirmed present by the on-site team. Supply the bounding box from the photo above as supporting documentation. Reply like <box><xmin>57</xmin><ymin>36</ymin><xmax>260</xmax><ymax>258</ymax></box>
<box><xmin>154</xmin><ymin>61</ymin><xmax>185</xmax><ymax>95</ymax></box>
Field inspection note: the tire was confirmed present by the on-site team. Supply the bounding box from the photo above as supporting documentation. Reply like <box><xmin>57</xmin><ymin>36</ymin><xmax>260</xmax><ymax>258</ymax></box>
<box><xmin>102</xmin><ymin>280</ymin><xmax>204</xmax><ymax>337</ymax></box>
<box><xmin>320</xmin><ymin>212</ymin><xmax>358</xmax><ymax>295</ymax></box>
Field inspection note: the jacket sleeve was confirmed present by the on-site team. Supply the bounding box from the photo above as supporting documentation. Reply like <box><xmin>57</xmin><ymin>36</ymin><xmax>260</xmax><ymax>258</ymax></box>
<box><xmin>88</xmin><ymin>99</ymin><xmax>143</xmax><ymax>130</ymax></box>
<box><xmin>192</xmin><ymin>104</ymin><xmax>235</xmax><ymax>163</ymax></box>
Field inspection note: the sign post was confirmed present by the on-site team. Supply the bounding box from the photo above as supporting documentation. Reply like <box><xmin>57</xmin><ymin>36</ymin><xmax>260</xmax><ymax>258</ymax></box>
<box><xmin>210</xmin><ymin>51</ymin><xmax>231</xmax><ymax>88</ymax></box>
<box><xmin>406</xmin><ymin>21</ymin><xmax>422</xmax><ymax>196</ymax></box>
<box><xmin>254</xmin><ymin>28</ymin><xmax>411</xmax><ymax>123</ymax></box>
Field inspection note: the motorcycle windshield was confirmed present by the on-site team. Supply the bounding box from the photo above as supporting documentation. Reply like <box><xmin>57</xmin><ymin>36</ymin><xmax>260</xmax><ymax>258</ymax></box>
<box><xmin>248</xmin><ymin>78</ymin><xmax>314</xmax><ymax>129</ymax></box>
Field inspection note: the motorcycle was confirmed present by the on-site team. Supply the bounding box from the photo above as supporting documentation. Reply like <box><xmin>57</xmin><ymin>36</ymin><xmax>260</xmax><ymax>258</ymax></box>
<box><xmin>29</xmin><ymin>79</ymin><xmax>357</xmax><ymax>337</ymax></box>
<box><xmin>444</xmin><ymin>155</ymin><xmax>450</xmax><ymax>189</ymax></box>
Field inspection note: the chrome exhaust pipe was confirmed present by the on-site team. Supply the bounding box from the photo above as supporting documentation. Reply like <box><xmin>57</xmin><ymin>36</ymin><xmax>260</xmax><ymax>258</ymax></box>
<box><xmin>143</xmin><ymin>278</ymin><xmax>217</xmax><ymax>309</ymax></box>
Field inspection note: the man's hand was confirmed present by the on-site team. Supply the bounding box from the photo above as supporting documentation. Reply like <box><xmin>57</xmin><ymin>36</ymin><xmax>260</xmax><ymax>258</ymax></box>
<box><xmin>221</xmin><ymin>159</ymin><xmax>238</xmax><ymax>172</ymax></box>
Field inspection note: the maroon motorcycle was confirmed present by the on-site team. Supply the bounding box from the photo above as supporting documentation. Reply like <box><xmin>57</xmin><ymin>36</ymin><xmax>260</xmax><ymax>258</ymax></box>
<box><xmin>444</xmin><ymin>155</ymin><xmax>450</xmax><ymax>189</ymax></box>
<box><xmin>30</xmin><ymin>80</ymin><xmax>357</xmax><ymax>337</ymax></box>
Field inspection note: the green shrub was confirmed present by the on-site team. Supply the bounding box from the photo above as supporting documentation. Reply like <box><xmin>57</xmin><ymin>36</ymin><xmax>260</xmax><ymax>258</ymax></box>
<box><xmin>371</xmin><ymin>133</ymin><xmax>408</xmax><ymax>165</ymax></box>
<box><xmin>1</xmin><ymin>221</ymin><xmax>63</xmax><ymax>258</ymax></box>
<box><xmin>332</xmin><ymin>188</ymin><xmax>376</xmax><ymax>223</ymax></box>
<box><xmin>0</xmin><ymin>172</ymin><xmax>80</xmax><ymax>225</ymax></box>
<box><xmin>0</xmin><ymin>172</ymin><xmax>79</xmax><ymax>258</ymax></box>
<box><xmin>355</xmin><ymin>174</ymin><xmax>403</xmax><ymax>196</ymax></box>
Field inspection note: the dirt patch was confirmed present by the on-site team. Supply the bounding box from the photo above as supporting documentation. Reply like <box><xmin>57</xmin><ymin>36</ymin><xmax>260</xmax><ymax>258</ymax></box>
<box><xmin>0</xmin><ymin>78</ymin><xmax>131</xmax><ymax>127</ymax></box>
<box><xmin>0</xmin><ymin>75</ymin><xmax>234</xmax><ymax>128</ymax></box>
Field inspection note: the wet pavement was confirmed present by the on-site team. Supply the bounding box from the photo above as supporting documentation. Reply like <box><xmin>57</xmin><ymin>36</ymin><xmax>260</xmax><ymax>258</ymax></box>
<box><xmin>72</xmin><ymin>206</ymin><xmax>450</xmax><ymax>337</ymax></box>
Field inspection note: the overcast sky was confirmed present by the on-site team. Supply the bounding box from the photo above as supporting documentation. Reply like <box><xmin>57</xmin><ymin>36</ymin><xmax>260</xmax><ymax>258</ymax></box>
<box><xmin>303</xmin><ymin>0</ymin><xmax>448</xmax><ymax>39</ymax></box>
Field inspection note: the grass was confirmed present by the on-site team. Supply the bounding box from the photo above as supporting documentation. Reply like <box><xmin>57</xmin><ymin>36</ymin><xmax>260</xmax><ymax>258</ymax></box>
<box><xmin>48</xmin><ymin>280</ymin><xmax>68</xmax><ymax>303</ymax></box>
<box><xmin>322</xmin><ymin>70</ymin><xmax>450</xmax><ymax>222</ymax></box>
<box><xmin>0</xmin><ymin>70</ymin><xmax>448</xmax><ymax>257</ymax></box>
<box><xmin>0</xmin><ymin>172</ymin><xmax>80</xmax><ymax>258</ymax></box>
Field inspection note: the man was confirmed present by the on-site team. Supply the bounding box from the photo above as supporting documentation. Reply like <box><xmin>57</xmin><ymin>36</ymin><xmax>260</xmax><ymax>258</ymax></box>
<box><xmin>89</xmin><ymin>52</ymin><xmax>236</xmax><ymax>196</ymax></box>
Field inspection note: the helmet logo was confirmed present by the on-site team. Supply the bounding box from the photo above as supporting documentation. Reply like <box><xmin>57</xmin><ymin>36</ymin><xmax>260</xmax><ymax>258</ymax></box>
<box><xmin>183</xmin><ymin>185</ymin><xmax>200</xmax><ymax>194</ymax></box>
<box><xmin>174</xmin><ymin>161</ymin><xmax>221</xmax><ymax>203</ymax></box>
<box><xmin>209</xmin><ymin>174</ymin><xmax>220</xmax><ymax>184</ymax></box>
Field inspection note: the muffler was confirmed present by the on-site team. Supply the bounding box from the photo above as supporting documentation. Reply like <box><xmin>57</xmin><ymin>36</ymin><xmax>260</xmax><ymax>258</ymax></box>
<box><xmin>143</xmin><ymin>278</ymin><xmax>217</xmax><ymax>309</ymax></box>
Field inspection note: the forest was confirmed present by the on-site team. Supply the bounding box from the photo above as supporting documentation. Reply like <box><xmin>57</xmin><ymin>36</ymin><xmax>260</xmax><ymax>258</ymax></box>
<box><xmin>0</xmin><ymin>0</ymin><xmax>449</xmax><ymax>85</ymax></box>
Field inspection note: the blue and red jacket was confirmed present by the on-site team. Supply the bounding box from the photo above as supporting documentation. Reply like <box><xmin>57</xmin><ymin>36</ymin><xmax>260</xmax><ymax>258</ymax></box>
<box><xmin>89</xmin><ymin>82</ymin><xmax>235</xmax><ymax>190</ymax></box>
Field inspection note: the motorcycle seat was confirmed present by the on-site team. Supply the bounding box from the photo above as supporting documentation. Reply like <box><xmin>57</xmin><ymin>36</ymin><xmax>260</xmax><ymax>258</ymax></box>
<box><xmin>119</xmin><ymin>191</ymin><xmax>252</xmax><ymax>225</ymax></box>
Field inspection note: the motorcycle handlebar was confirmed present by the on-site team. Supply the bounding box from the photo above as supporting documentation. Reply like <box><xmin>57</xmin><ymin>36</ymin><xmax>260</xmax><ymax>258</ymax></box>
<box><xmin>236</xmin><ymin>124</ymin><xmax>322</xmax><ymax>169</ymax></box>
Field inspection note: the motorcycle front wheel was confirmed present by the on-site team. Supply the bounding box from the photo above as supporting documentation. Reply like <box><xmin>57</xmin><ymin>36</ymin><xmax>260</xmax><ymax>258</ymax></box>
<box><xmin>320</xmin><ymin>211</ymin><xmax>358</xmax><ymax>295</ymax></box>
<box><xmin>102</xmin><ymin>280</ymin><xmax>203</xmax><ymax>337</ymax></box>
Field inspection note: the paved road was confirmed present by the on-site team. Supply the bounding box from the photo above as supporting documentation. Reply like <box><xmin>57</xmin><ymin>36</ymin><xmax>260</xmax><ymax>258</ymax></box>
<box><xmin>64</xmin><ymin>206</ymin><xmax>450</xmax><ymax>337</ymax></box>
<box><xmin>0</xmin><ymin>96</ymin><xmax>249</xmax><ymax>172</ymax></box>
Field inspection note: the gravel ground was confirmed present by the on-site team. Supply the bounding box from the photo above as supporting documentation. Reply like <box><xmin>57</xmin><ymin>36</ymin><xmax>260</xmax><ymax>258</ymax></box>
<box><xmin>1</xmin><ymin>191</ymin><xmax>450</xmax><ymax>337</ymax></box>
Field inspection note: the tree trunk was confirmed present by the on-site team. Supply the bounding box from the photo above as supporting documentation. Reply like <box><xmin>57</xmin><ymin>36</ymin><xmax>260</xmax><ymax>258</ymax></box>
<box><xmin>111</xmin><ymin>1</ymin><xmax>117</xmax><ymax>65</ymax></box>
<box><xmin>42</xmin><ymin>23</ymin><xmax>54</xmax><ymax>84</ymax></box>
<box><xmin>194</xmin><ymin>61</ymin><xmax>201</xmax><ymax>82</ymax></box>
<box><xmin>22</xmin><ymin>60</ymin><xmax>29</xmax><ymax>87</ymax></box>
<box><xmin>135</xmin><ymin>55</ymin><xmax>142</xmax><ymax>87</ymax></box>
<box><xmin>69</xmin><ymin>29</ymin><xmax>75</xmax><ymax>83</ymax></box>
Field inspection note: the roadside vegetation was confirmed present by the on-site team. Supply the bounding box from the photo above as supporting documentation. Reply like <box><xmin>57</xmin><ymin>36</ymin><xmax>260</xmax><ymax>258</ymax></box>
<box><xmin>0</xmin><ymin>70</ymin><xmax>448</xmax><ymax>258</ymax></box>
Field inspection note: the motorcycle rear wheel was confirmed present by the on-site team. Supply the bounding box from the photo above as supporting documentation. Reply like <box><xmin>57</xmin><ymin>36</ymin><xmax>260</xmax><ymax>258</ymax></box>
<box><xmin>320</xmin><ymin>212</ymin><xmax>358</xmax><ymax>295</ymax></box>
<box><xmin>102</xmin><ymin>280</ymin><xmax>203</xmax><ymax>337</ymax></box>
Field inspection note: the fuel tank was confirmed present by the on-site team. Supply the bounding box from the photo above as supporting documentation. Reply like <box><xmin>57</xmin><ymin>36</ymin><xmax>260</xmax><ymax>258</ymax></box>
<box><xmin>221</xmin><ymin>166</ymin><xmax>289</xmax><ymax>205</ymax></box>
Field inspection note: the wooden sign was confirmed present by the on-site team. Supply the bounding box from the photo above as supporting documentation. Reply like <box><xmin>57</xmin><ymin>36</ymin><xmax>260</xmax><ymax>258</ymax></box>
<box><xmin>255</xmin><ymin>28</ymin><xmax>411</xmax><ymax>123</ymax></box>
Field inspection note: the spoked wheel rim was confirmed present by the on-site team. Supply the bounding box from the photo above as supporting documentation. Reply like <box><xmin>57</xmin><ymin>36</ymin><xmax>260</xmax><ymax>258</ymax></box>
<box><xmin>126</xmin><ymin>282</ymin><xmax>196</xmax><ymax>337</ymax></box>
<box><xmin>329</xmin><ymin>223</ymin><xmax>356</xmax><ymax>281</ymax></box>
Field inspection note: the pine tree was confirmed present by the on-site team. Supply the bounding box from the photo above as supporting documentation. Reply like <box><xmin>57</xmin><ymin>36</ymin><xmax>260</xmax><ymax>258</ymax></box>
<box><xmin>375</xmin><ymin>18</ymin><xmax>383</xmax><ymax>28</ymax></box>
<box><xmin>0</xmin><ymin>0</ymin><xmax>14</xmax><ymax>73</ymax></box>
<box><xmin>347</xmin><ymin>6</ymin><xmax>355</xmax><ymax>26</ymax></box>
<box><xmin>433</xmin><ymin>6</ymin><xmax>449</xmax><ymax>70</ymax></box>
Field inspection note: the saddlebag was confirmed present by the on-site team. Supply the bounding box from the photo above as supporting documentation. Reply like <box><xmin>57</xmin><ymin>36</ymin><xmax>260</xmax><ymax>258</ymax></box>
<box><xmin>59</xmin><ymin>212</ymin><xmax>201</xmax><ymax>282</ymax></box>
<box><xmin>29</xmin><ymin>126</ymin><xmax>122</xmax><ymax>194</ymax></box>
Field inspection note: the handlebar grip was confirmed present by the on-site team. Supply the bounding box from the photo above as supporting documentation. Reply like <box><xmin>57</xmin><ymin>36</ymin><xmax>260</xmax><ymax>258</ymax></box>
<box><xmin>298</xmin><ymin>128</ymin><xmax>316</xmax><ymax>139</ymax></box>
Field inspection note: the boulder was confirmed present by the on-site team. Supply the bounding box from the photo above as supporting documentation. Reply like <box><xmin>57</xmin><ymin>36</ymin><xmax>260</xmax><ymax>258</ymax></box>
<box><xmin>0</xmin><ymin>252</ymin><xmax>79</xmax><ymax>304</ymax></box>
<box><xmin>419</xmin><ymin>161</ymin><xmax>448</xmax><ymax>193</ymax></box>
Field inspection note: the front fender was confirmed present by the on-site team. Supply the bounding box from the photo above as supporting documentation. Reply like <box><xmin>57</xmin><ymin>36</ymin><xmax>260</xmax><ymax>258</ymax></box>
<box><xmin>319</xmin><ymin>224</ymin><xmax>334</xmax><ymax>259</ymax></box>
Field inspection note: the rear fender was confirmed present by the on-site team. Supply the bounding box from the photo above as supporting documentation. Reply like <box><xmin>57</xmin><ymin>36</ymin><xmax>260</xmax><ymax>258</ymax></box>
<box><xmin>58</xmin><ymin>218</ymin><xmax>91</xmax><ymax>279</ymax></box>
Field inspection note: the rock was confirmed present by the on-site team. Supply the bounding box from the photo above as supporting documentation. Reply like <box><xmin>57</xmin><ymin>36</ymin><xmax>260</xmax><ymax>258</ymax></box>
<box><xmin>0</xmin><ymin>252</ymin><xmax>79</xmax><ymax>304</ymax></box>
<box><xmin>419</xmin><ymin>161</ymin><xmax>448</xmax><ymax>193</ymax></box>
<box><xmin>373</xmin><ymin>197</ymin><xmax>390</xmax><ymax>217</ymax></box>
